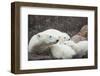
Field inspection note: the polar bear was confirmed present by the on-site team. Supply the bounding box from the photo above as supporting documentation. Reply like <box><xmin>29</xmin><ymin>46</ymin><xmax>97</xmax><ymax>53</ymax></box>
<box><xmin>28</xmin><ymin>32</ymin><xmax>59</xmax><ymax>54</ymax></box>
<box><xmin>29</xmin><ymin>29</ymin><xmax>70</xmax><ymax>54</ymax></box>
<box><xmin>50</xmin><ymin>38</ymin><xmax>76</xmax><ymax>59</ymax></box>
<box><xmin>64</xmin><ymin>40</ymin><xmax>88</xmax><ymax>58</ymax></box>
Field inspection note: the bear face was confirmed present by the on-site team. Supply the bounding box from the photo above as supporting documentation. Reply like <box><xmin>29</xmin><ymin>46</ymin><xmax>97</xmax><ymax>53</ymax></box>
<box><xmin>37</xmin><ymin>33</ymin><xmax>59</xmax><ymax>45</ymax></box>
<box><xmin>28</xmin><ymin>33</ymin><xmax>59</xmax><ymax>54</ymax></box>
<box><xmin>58</xmin><ymin>33</ymin><xmax>71</xmax><ymax>44</ymax></box>
<box><xmin>61</xmin><ymin>33</ymin><xmax>70</xmax><ymax>41</ymax></box>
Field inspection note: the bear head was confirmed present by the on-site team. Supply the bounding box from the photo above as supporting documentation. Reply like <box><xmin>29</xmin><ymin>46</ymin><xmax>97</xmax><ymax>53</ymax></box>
<box><xmin>37</xmin><ymin>33</ymin><xmax>59</xmax><ymax>45</ymax></box>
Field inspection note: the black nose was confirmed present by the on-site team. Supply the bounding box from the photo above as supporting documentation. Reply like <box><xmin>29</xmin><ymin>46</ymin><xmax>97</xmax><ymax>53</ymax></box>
<box><xmin>56</xmin><ymin>40</ymin><xmax>59</xmax><ymax>42</ymax></box>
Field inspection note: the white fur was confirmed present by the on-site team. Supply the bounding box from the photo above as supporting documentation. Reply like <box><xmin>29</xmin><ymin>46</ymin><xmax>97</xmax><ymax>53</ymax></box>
<box><xmin>77</xmin><ymin>41</ymin><xmax>88</xmax><ymax>57</ymax></box>
<box><xmin>42</xmin><ymin>29</ymin><xmax>70</xmax><ymax>40</ymax></box>
<box><xmin>29</xmin><ymin>29</ymin><xmax>70</xmax><ymax>53</ymax></box>
<box><xmin>64</xmin><ymin>40</ymin><xmax>88</xmax><ymax>57</ymax></box>
<box><xmin>29</xmin><ymin>29</ymin><xmax>72</xmax><ymax>59</ymax></box>
<box><xmin>28</xmin><ymin>32</ymin><xmax>59</xmax><ymax>53</ymax></box>
<box><xmin>50</xmin><ymin>39</ymin><xmax>76</xmax><ymax>59</ymax></box>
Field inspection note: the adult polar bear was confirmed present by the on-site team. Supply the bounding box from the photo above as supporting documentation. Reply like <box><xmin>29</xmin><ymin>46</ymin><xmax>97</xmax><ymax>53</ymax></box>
<box><xmin>28</xmin><ymin>29</ymin><xmax>70</xmax><ymax>54</ymax></box>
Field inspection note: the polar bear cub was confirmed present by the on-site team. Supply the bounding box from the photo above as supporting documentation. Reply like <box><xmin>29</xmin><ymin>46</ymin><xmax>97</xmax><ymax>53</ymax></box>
<box><xmin>64</xmin><ymin>40</ymin><xmax>88</xmax><ymax>58</ymax></box>
<box><xmin>50</xmin><ymin>37</ymin><xmax>76</xmax><ymax>59</ymax></box>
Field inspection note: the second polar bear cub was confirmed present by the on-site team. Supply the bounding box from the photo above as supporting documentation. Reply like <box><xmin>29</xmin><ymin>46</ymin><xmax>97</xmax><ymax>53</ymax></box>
<box><xmin>50</xmin><ymin>35</ymin><xmax>76</xmax><ymax>59</ymax></box>
<box><xmin>50</xmin><ymin>39</ymin><xmax>76</xmax><ymax>59</ymax></box>
<box><xmin>64</xmin><ymin>40</ymin><xmax>88</xmax><ymax>58</ymax></box>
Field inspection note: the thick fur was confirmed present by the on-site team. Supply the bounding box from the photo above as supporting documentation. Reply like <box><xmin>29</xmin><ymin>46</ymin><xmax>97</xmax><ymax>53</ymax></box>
<box><xmin>50</xmin><ymin>37</ymin><xmax>76</xmax><ymax>59</ymax></box>
<box><xmin>64</xmin><ymin>40</ymin><xmax>88</xmax><ymax>58</ymax></box>
<box><xmin>28</xmin><ymin>29</ymin><xmax>70</xmax><ymax>54</ymax></box>
<box><xmin>28</xmin><ymin>32</ymin><xmax>59</xmax><ymax>54</ymax></box>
